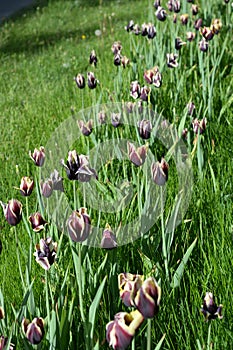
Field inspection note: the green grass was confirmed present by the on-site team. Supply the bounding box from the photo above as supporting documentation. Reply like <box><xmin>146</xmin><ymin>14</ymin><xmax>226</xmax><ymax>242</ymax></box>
<box><xmin>0</xmin><ymin>0</ymin><xmax>233</xmax><ymax>349</ymax></box>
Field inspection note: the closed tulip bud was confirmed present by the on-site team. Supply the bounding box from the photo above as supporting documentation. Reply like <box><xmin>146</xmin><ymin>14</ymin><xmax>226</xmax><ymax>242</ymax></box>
<box><xmin>166</xmin><ymin>53</ymin><xmax>179</xmax><ymax>68</ymax></box>
<box><xmin>67</xmin><ymin>208</ymin><xmax>91</xmax><ymax>242</ymax></box>
<box><xmin>140</xmin><ymin>86</ymin><xmax>150</xmax><ymax>102</ymax></box>
<box><xmin>87</xmin><ymin>71</ymin><xmax>98</xmax><ymax>89</ymax></box>
<box><xmin>186</xmin><ymin>31</ymin><xmax>196</xmax><ymax>41</ymax></box>
<box><xmin>155</xmin><ymin>6</ymin><xmax>167</xmax><ymax>21</ymax></box>
<box><xmin>74</xmin><ymin>73</ymin><xmax>85</xmax><ymax>89</ymax></box>
<box><xmin>118</xmin><ymin>273</ymin><xmax>144</xmax><ymax>307</ymax></box>
<box><xmin>17</xmin><ymin>176</ymin><xmax>34</xmax><ymax>196</ymax></box>
<box><xmin>77</xmin><ymin>119</ymin><xmax>93</xmax><ymax>136</ymax></box>
<box><xmin>137</xmin><ymin>119</ymin><xmax>153</xmax><ymax>139</ymax></box>
<box><xmin>29</xmin><ymin>146</ymin><xmax>45</xmax><ymax>167</ymax></box>
<box><xmin>1</xmin><ymin>199</ymin><xmax>22</xmax><ymax>226</ymax></box>
<box><xmin>22</xmin><ymin>317</ymin><xmax>45</xmax><ymax>345</ymax></box>
<box><xmin>134</xmin><ymin>277</ymin><xmax>161</xmax><ymax>318</ymax></box>
<box><xmin>180</xmin><ymin>14</ymin><xmax>189</xmax><ymax>25</ymax></box>
<box><xmin>89</xmin><ymin>50</ymin><xmax>98</xmax><ymax>67</ymax></box>
<box><xmin>101</xmin><ymin>224</ymin><xmax>117</xmax><ymax>249</ymax></box>
<box><xmin>175</xmin><ymin>37</ymin><xmax>186</xmax><ymax>50</ymax></box>
<box><xmin>106</xmin><ymin>310</ymin><xmax>144</xmax><ymax>350</ymax></box>
<box><xmin>40</xmin><ymin>179</ymin><xmax>53</xmax><ymax>198</ymax></box>
<box><xmin>127</xmin><ymin>142</ymin><xmax>148</xmax><ymax>167</ymax></box>
<box><xmin>130</xmin><ymin>81</ymin><xmax>141</xmax><ymax>99</ymax></box>
<box><xmin>191</xmin><ymin>4</ymin><xmax>198</xmax><ymax>15</ymax></box>
<box><xmin>194</xmin><ymin>18</ymin><xmax>203</xmax><ymax>30</ymax></box>
<box><xmin>200</xmin><ymin>292</ymin><xmax>223</xmax><ymax>321</ymax></box>
<box><xmin>114</xmin><ymin>53</ymin><xmax>121</xmax><ymax>66</ymax></box>
<box><xmin>28</xmin><ymin>212</ymin><xmax>47</xmax><ymax>232</ymax></box>
<box><xmin>199</xmin><ymin>38</ymin><xmax>209</xmax><ymax>52</ymax></box>
<box><xmin>151</xmin><ymin>158</ymin><xmax>169</xmax><ymax>186</ymax></box>
<box><xmin>34</xmin><ymin>237</ymin><xmax>57</xmax><ymax>270</ymax></box>
<box><xmin>111</xmin><ymin>41</ymin><xmax>122</xmax><ymax>55</ymax></box>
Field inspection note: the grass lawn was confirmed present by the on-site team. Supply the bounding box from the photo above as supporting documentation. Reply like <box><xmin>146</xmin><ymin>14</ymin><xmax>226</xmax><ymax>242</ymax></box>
<box><xmin>0</xmin><ymin>0</ymin><xmax>233</xmax><ymax>349</ymax></box>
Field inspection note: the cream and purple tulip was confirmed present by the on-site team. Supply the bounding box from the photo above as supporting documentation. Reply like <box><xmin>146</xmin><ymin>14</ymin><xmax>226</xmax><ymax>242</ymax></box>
<box><xmin>118</xmin><ymin>273</ymin><xmax>144</xmax><ymax>307</ymax></box>
<box><xmin>77</xmin><ymin>119</ymin><xmax>93</xmax><ymax>136</ymax></box>
<box><xmin>0</xmin><ymin>199</ymin><xmax>22</xmax><ymax>226</ymax></box>
<box><xmin>101</xmin><ymin>224</ymin><xmax>117</xmax><ymax>249</ymax></box>
<box><xmin>74</xmin><ymin>73</ymin><xmax>85</xmax><ymax>89</ymax></box>
<box><xmin>34</xmin><ymin>237</ymin><xmax>57</xmax><ymax>270</ymax></box>
<box><xmin>200</xmin><ymin>292</ymin><xmax>223</xmax><ymax>321</ymax></box>
<box><xmin>17</xmin><ymin>176</ymin><xmax>34</xmax><ymax>196</ymax></box>
<box><xmin>40</xmin><ymin>179</ymin><xmax>53</xmax><ymax>198</ymax></box>
<box><xmin>29</xmin><ymin>146</ymin><xmax>45</xmax><ymax>167</ymax></box>
<box><xmin>127</xmin><ymin>142</ymin><xmax>148</xmax><ymax>167</ymax></box>
<box><xmin>155</xmin><ymin>6</ymin><xmax>167</xmax><ymax>21</ymax></box>
<box><xmin>137</xmin><ymin>119</ymin><xmax>153</xmax><ymax>140</ymax></box>
<box><xmin>28</xmin><ymin>212</ymin><xmax>47</xmax><ymax>232</ymax></box>
<box><xmin>22</xmin><ymin>317</ymin><xmax>45</xmax><ymax>345</ymax></box>
<box><xmin>151</xmin><ymin>158</ymin><xmax>169</xmax><ymax>186</ymax></box>
<box><xmin>67</xmin><ymin>208</ymin><xmax>91</xmax><ymax>242</ymax></box>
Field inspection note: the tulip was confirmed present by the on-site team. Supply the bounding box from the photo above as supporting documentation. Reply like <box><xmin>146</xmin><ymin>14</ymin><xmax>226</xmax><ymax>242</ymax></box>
<box><xmin>180</xmin><ymin>14</ymin><xmax>189</xmax><ymax>25</ymax></box>
<box><xmin>155</xmin><ymin>6</ymin><xmax>167</xmax><ymax>21</ymax></box>
<box><xmin>22</xmin><ymin>317</ymin><xmax>44</xmax><ymax>345</ymax></box>
<box><xmin>87</xmin><ymin>71</ymin><xmax>98</xmax><ymax>89</ymax></box>
<box><xmin>106</xmin><ymin>310</ymin><xmax>144</xmax><ymax>350</ymax></box>
<box><xmin>175</xmin><ymin>37</ymin><xmax>186</xmax><ymax>50</ymax></box>
<box><xmin>125</xmin><ymin>20</ymin><xmax>134</xmax><ymax>32</ymax></box>
<box><xmin>132</xmin><ymin>24</ymin><xmax>141</xmax><ymax>35</ymax></box>
<box><xmin>121</xmin><ymin>56</ymin><xmax>130</xmax><ymax>68</ymax></box>
<box><xmin>211</xmin><ymin>19</ymin><xmax>222</xmax><ymax>34</ymax></box>
<box><xmin>118</xmin><ymin>273</ymin><xmax>144</xmax><ymax>307</ymax></box>
<box><xmin>166</xmin><ymin>53</ymin><xmax>178</xmax><ymax>68</ymax></box>
<box><xmin>114</xmin><ymin>53</ymin><xmax>121</xmax><ymax>66</ymax></box>
<box><xmin>0</xmin><ymin>199</ymin><xmax>22</xmax><ymax>226</ymax></box>
<box><xmin>187</xmin><ymin>101</ymin><xmax>196</xmax><ymax>115</ymax></box>
<box><xmin>194</xmin><ymin>18</ymin><xmax>203</xmax><ymax>30</ymax></box>
<box><xmin>28</xmin><ymin>212</ymin><xmax>47</xmax><ymax>232</ymax></box>
<box><xmin>200</xmin><ymin>27</ymin><xmax>214</xmax><ymax>41</ymax></box>
<box><xmin>147</xmin><ymin>23</ymin><xmax>156</xmax><ymax>39</ymax></box>
<box><xmin>141</xmin><ymin>23</ymin><xmax>149</xmax><ymax>36</ymax></box>
<box><xmin>144</xmin><ymin>66</ymin><xmax>162</xmax><ymax>88</ymax></box>
<box><xmin>101</xmin><ymin>224</ymin><xmax>117</xmax><ymax>249</ymax></box>
<box><xmin>140</xmin><ymin>86</ymin><xmax>150</xmax><ymax>102</ymax></box>
<box><xmin>127</xmin><ymin>142</ymin><xmax>148</xmax><ymax>167</ymax></box>
<box><xmin>16</xmin><ymin>176</ymin><xmax>34</xmax><ymax>196</ymax></box>
<box><xmin>111</xmin><ymin>41</ymin><xmax>122</xmax><ymax>55</ymax></box>
<box><xmin>67</xmin><ymin>208</ymin><xmax>91</xmax><ymax>242</ymax></box>
<box><xmin>0</xmin><ymin>336</ymin><xmax>14</xmax><ymax>350</ymax></box>
<box><xmin>77</xmin><ymin>119</ymin><xmax>93</xmax><ymax>136</ymax></box>
<box><xmin>191</xmin><ymin>4</ymin><xmax>198</xmax><ymax>15</ymax></box>
<box><xmin>192</xmin><ymin>118</ymin><xmax>207</xmax><ymax>134</ymax></box>
<box><xmin>200</xmin><ymin>292</ymin><xmax>223</xmax><ymax>321</ymax></box>
<box><xmin>40</xmin><ymin>179</ymin><xmax>53</xmax><ymax>198</ymax></box>
<box><xmin>167</xmin><ymin>0</ymin><xmax>181</xmax><ymax>13</ymax></box>
<box><xmin>130</xmin><ymin>81</ymin><xmax>140</xmax><ymax>99</ymax></box>
<box><xmin>74</xmin><ymin>73</ymin><xmax>85</xmax><ymax>89</ymax></box>
<box><xmin>89</xmin><ymin>50</ymin><xmax>97</xmax><ymax>67</ymax></box>
<box><xmin>137</xmin><ymin>119</ymin><xmax>152</xmax><ymax>139</ymax></box>
<box><xmin>98</xmin><ymin>111</ymin><xmax>107</xmax><ymax>124</ymax></box>
<box><xmin>151</xmin><ymin>158</ymin><xmax>169</xmax><ymax>186</ymax></box>
<box><xmin>0</xmin><ymin>307</ymin><xmax>4</xmax><ymax>320</ymax></box>
<box><xmin>50</xmin><ymin>169</ymin><xmax>64</xmax><ymax>191</ymax></box>
<box><xmin>34</xmin><ymin>237</ymin><xmax>57</xmax><ymax>270</ymax></box>
<box><xmin>186</xmin><ymin>31</ymin><xmax>196</xmax><ymax>42</ymax></box>
<box><xmin>153</xmin><ymin>0</ymin><xmax>161</xmax><ymax>9</ymax></box>
<box><xmin>29</xmin><ymin>146</ymin><xmax>45</xmax><ymax>167</ymax></box>
<box><xmin>111</xmin><ymin>113</ymin><xmax>121</xmax><ymax>128</ymax></box>
<box><xmin>134</xmin><ymin>277</ymin><xmax>161</xmax><ymax>319</ymax></box>
<box><xmin>199</xmin><ymin>38</ymin><xmax>209</xmax><ymax>52</ymax></box>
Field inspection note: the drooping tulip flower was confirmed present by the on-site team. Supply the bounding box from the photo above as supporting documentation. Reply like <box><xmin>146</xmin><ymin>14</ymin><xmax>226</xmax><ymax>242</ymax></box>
<box><xmin>34</xmin><ymin>237</ymin><xmax>57</xmax><ymax>270</ymax></box>
<box><xmin>127</xmin><ymin>142</ymin><xmax>148</xmax><ymax>167</ymax></box>
<box><xmin>100</xmin><ymin>224</ymin><xmax>117</xmax><ymax>249</ymax></box>
<box><xmin>155</xmin><ymin>6</ymin><xmax>167</xmax><ymax>21</ymax></box>
<box><xmin>28</xmin><ymin>212</ymin><xmax>47</xmax><ymax>232</ymax></box>
<box><xmin>74</xmin><ymin>73</ymin><xmax>85</xmax><ymax>89</ymax></box>
<box><xmin>77</xmin><ymin>119</ymin><xmax>93</xmax><ymax>136</ymax></box>
<box><xmin>22</xmin><ymin>317</ymin><xmax>45</xmax><ymax>345</ymax></box>
<box><xmin>89</xmin><ymin>50</ymin><xmax>98</xmax><ymax>67</ymax></box>
<box><xmin>16</xmin><ymin>176</ymin><xmax>34</xmax><ymax>196</ymax></box>
<box><xmin>151</xmin><ymin>158</ymin><xmax>169</xmax><ymax>186</ymax></box>
<box><xmin>200</xmin><ymin>292</ymin><xmax>223</xmax><ymax>321</ymax></box>
<box><xmin>67</xmin><ymin>208</ymin><xmax>91</xmax><ymax>242</ymax></box>
<box><xmin>106</xmin><ymin>310</ymin><xmax>144</xmax><ymax>350</ymax></box>
<box><xmin>134</xmin><ymin>277</ymin><xmax>161</xmax><ymax>319</ymax></box>
<box><xmin>29</xmin><ymin>146</ymin><xmax>45</xmax><ymax>167</ymax></box>
<box><xmin>118</xmin><ymin>273</ymin><xmax>144</xmax><ymax>307</ymax></box>
<box><xmin>166</xmin><ymin>53</ymin><xmax>179</xmax><ymax>68</ymax></box>
<box><xmin>0</xmin><ymin>199</ymin><xmax>22</xmax><ymax>226</ymax></box>
<box><xmin>137</xmin><ymin>119</ymin><xmax>153</xmax><ymax>140</ymax></box>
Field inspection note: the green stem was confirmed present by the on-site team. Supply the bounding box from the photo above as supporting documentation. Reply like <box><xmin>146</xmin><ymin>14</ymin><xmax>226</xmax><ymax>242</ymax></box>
<box><xmin>45</xmin><ymin>270</ymin><xmax>50</xmax><ymax>324</ymax></box>
<box><xmin>14</xmin><ymin>227</ymin><xmax>26</xmax><ymax>291</ymax></box>
<box><xmin>146</xmin><ymin>318</ymin><xmax>152</xmax><ymax>350</ymax></box>
<box><xmin>160</xmin><ymin>187</ymin><xmax>169</xmax><ymax>283</ymax></box>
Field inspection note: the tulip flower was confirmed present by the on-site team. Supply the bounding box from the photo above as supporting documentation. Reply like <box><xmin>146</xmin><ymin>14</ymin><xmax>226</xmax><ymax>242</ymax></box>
<box><xmin>180</xmin><ymin>14</ymin><xmax>189</xmax><ymax>25</ymax></box>
<box><xmin>199</xmin><ymin>38</ymin><xmax>209</xmax><ymax>52</ymax></box>
<box><xmin>34</xmin><ymin>237</ymin><xmax>57</xmax><ymax>270</ymax></box>
<box><xmin>144</xmin><ymin>66</ymin><xmax>162</xmax><ymax>88</ymax></box>
<box><xmin>106</xmin><ymin>310</ymin><xmax>144</xmax><ymax>350</ymax></box>
<box><xmin>29</xmin><ymin>146</ymin><xmax>45</xmax><ymax>167</ymax></box>
<box><xmin>40</xmin><ymin>179</ymin><xmax>53</xmax><ymax>198</ymax></box>
<box><xmin>192</xmin><ymin>118</ymin><xmax>207</xmax><ymax>134</ymax></box>
<box><xmin>130</xmin><ymin>81</ymin><xmax>140</xmax><ymax>99</ymax></box>
<box><xmin>191</xmin><ymin>4</ymin><xmax>198</xmax><ymax>15</ymax></box>
<box><xmin>15</xmin><ymin>176</ymin><xmax>34</xmax><ymax>196</ymax></box>
<box><xmin>77</xmin><ymin>119</ymin><xmax>93</xmax><ymax>136</ymax></box>
<box><xmin>127</xmin><ymin>142</ymin><xmax>148</xmax><ymax>167</ymax></box>
<box><xmin>194</xmin><ymin>18</ymin><xmax>203</xmax><ymax>30</ymax></box>
<box><xmin>137</xmin><ymin>119</ymin><xmax>153</xmax><ymax>139</ymax></box>
<box><xmin>186</xmin><ymin>31</ymin><xmax>196</xmax><ymax>42</ymax></box>
<box><xmin>98</xmin><ymin>111</ymin><xmax>107</xmax><ymax>124</ymax></box>
<box><xmin>167</xmin><ymin>0</ymin><xmax>181</xmax><ymax>13</ymax></box>
<box><xmin>22</xmin><ymin>317</ymin><xmax>45</xmax><ymax>345</ymax></box>
<box><xmin>155</xmin><ymin>6</ymin><xmax>167</xmax><ymax>21</ymax></box>
<box><xmin>175</xmin><ymin>37</ymin><xmax>186</xmax><ymax>50</ymax></box>
<box><xmin>200</xmin><ymin>292</ymin><xmax>223</xmax><ymax>321</ymax></box>
<box><xmin>125</xmin><ymin>20</ymin><xmax>134</xmax><ymax>32</ymax></box>
<box><xmin>74</xmin><ymin>73</ymin><xmax>85</xmax><ymax>89</ymax></box>
<box><xmin>0</xmin><ymin>199</ymin><xmax>22</xmax><ymax>226</ymax></box>
<box><xmin>132</xmin><ymin>24</ymin><xmax>141</xmax><ymax>35</ymax></box>
<box><xmin>151</xmin><ymin>158</ymin><xmax>169</xmax><ymax>186</ymax></box>
<box><xmin>200</xmin><ymin>27</ymin><xmax>214</xmax><ymax>41</ymax></box>
<box><xmin>134</xmin><ymin>277</ymin><xmax>161</xmax><ymax>318</ymax></box>
<box><xmin>29</xmin><ymin>212</ymin><xmax>47</xmax><ymax>232</ymax></box>
<box><xmin>111</xmin><ymin>41</ymin><xmax>122</xmax><ymax>55</ymax></box>
<box><xmin>111</xmin><ymin>113</ymin><xmax>121</xmax><ymax>128</ymax></box>
<box><xmin>0</xmin><ymin>336</ymin><xmax>14</xmax><ymax>350</ymax></box>
<box><xmin>50</xmin><ymin>169</ymin><xmax>64</xmax><ymax>191</ymax></box>
<box><xmin>118</xmin><ymin>273</ymin><xmax>144</xmax><ymax>307</ymax></box>
<box><xmin>87</xmin><ymin>71</ymin><xmax>98</xmax><ymax>89</ymax></box>
<box><xmin>100</xmin><ymin>224</ymin><xmax>117</xmax><ymax>249</ymax></box>
<box><xmin>67</xmin><ymin>208</ymin><xmax>91</xmax><ymax>242</ymax></box>
<box><xmin>166</xmin><ymin>53</ymin><xmax>178</xmax><ymax>68</ymax></box>
<box><xmin>114</xmin><ymin>53</ymin><xmax>121</xmax><ymax>66</ymax></box>
<box><xmin>89</xmin><ymin>50</ymin><xmax>98</xmax><ymax>67</ymax></box>
<box><xmin>141</xmin><ymin>23</ymin><xmax>149</xmax><ymax>36</ymax></box>
<box><xmin>153</xmin><ymin>0</ymin><xmax>161</xmax><ymax>9</ymax></box>
<box><xmin>121</xmin><ymin>56</ymin><xmax>130</xmax><ymax>68</ymax></box>
<box><xmin>147</xmin><ymin>23</ymin><xmax>156</xmax><ymax>39</ymax></box>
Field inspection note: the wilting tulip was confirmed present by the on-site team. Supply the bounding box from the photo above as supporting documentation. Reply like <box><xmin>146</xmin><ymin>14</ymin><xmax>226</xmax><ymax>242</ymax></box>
<box><xmin>191</xmin><ymin>4</ymin><xmax>198</xmax><ymax>15</ymax></box>
<box><xmin>101</xmin><ymin>224</ymin><xmax>117</xmax><ymax>249</ymax></box>
<box><xmin>106</xmin><ymin>310</ymin><xmax>144</xmax><ymax>350</ymax></box>
<box><xmin>111</xmin><ymin>41</ymin><xmax>122</xmax><ymax>55</ymax></box>
<box><xmin>74</xmin><ymin>73</ymin><xmax>85</xmax><ymax>89</ymax></box>
<box><xmin>192</xmin><ymin>118</ymin><xmax>207</xmax><ymax>134</ymax></box>
<box><xmin>67</xmin><ymin>208</ymin><xmax>91</xmax><ymax>242</ymax></box>
<box><xmin>200</xmin><ymin>292</ymin><xmax>223</xmax><ymax>321</ymax></box>
<box><xmin>77</xmin><ymin>119</ymin><xmax>93</xmax><ymax>136</ymax></box>
<box><xmin>40</xmin><ymin>179</ymin><xmax>53</xmax><ymax>198</ymax></box>
<box><xmin>29</xmin><ymin>146</ymin><xmax>45</xmax><ymax>167</ymax></box>
<box><xmin>29</xmin><ymin>212</ymin><xmax>47</xmax><ymax>232</ymax></box>
<box><xmin>127</xmin><ymin>142</ymin><xmax>148</xmax><ymax>167</ymax></box>
<box><xmin>155</xmin><ymin>6</ymin><xmax>167</xmax><ymax>21</ymax></box>
<box><xmin>166</xmin><ymin>53</ymin><xmax>179</xmax><ymax>68</ymax></box>
<box><xmin>140</xmin><ymin>86</ymin><xmax>150</xmax><ymax>102</ymax></box>
<box><xmin>22</xmin><ymin>317</ymin><xmax>45</xmax><ymax>345</ymax></box>
<box><xmin>137</xmin><ymin>119</ymin><xmax>153</xmax><ymax>139</ymax></box>
<box><xmin>167</xmin><ymin>0</ymin><xmax>181</xmax><ymax>13</ymax></box>
<box><xmin>50</xmin><ymin>169</ymin><xmax>64</xmax><ymax>191</ymax></box>
<box><xmin>130</xmin><ymin>81</ymin><xmax>140</xmax><ymax>99</ymax></box>
<box><xmin>89</xmin><ymin>50</ymin><xmax>98</xmax><ymax>67</ymax></box>
<box><xmin>194</xmin><ymin>18</ymin><xmax>203</xmax><ymax>30</ymax></box>
<box><xmin>118</xmin><ymin>273</ymin><xmax>144</xmax><ymax>307</ymax></box>
<box><xmin>111</xmin><ymin>113</ymin><xmax>121</xmax><ymax>128</ymax></box>
<box><xmin>17</xmin><ymin>176</ymin><xmax>34</xmax><ymax>196</ymax></box>
<box><xmin>87</xmin><ymin>71</ymin><xmax>98</xmax><ymax>89</ymax></box>
<box><xmin>114</xmin><ymin>53</ymin><xmax>121</xmax><ymax>66</ymax></box>
<box><xmin>180</xmin><ymin>14</ymin><xmax>189</xmax><ymax>25</ymax></box>
<box><xmin>0</xmin><ymin>199</ymin><xmax>22</xmax><ymax>226</ymax></box>
<box><xmin>0</xmin><ymin>336</ymin><xmax>14</xmax><ymax>350</ymax></box>
<box><xmin>134</xmin><ymin>277</ymin><xmax>161</xmax><ymax>318</ymax></box>
<box><xmin>34</xmin><ymin>237</ymin><xmax>57</xmax><ymax>270</ymax></box>
<box><xmin>151</xmin><ymin>158</ymin><xmax>169</xmax><ymax>186</ymax></box>
<box><xmin>186</xmin><ymin>31</ymin><xmax>196</xmax><ymax>41</ymax></box>
<box><xmin>199</xmin><ymin>38</ymin><xmax>209</xmax><ymax>52</ymax></box>
<box><xmin>125</xmin><ymin>20</ymin><xmax>134</xmax><ymax>32</ymax></box>
<box><xmin>175</xmin><ymin>37</ymin><xmax>186</xmax><ymax>50</ymax></box>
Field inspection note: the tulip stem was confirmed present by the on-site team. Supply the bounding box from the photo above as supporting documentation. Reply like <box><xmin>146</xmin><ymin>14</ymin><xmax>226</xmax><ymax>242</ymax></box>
<box><xmin>160</xmin><ymin>187</ymin><xmax>169</xmax><ymax>283</ymax></box>
<box><xmin>14</xmin><ymin>227</ymin><xmax>26</xmax><ymax>291</ymax></box>
<box><xmin>146</xmin><ymin>318</ymin><xmax>152</xmax><ymax>350</ymax></box>
<box><xmin>45</xmin><ymin>271</ymin><xmax>50</xmax><ymax>324</ymax></box>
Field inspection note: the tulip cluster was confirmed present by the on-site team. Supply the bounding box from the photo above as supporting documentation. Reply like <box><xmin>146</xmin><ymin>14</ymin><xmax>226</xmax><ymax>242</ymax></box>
<box><xmin>106</xmin><ymin>273</ymin><xmax>161</xmax><ymax>349</ymax></box>
<box><xmin>111</xmin><ymin>41</ymin><xmax>130</xmax><ymax>68</ymax></box>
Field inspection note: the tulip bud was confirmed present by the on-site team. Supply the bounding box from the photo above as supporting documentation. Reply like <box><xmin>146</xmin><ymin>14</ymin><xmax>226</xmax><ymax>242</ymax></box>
<box><xmin>28</xmin><ymin>212</ymin><xmax>47</xmax><ymax>232</ymax></box>
<box><xmin>155</xmin><ymin>6</ymin><xmax>167</xmax><ymax>21</ymax></box>
<box><xmin>199</xmin><ymin>38</ymin><xmax>209</xmax><ymax>52</ymax></box>
<box><xmin>127</xmin><ymin>142</ymin><xmax>148</xmax><ymax>167</ymax></box>
<box><xmin>16</xmin><ymin>176</ymin><xmax>34</xmax><ymax>196</ymax></box>
<box><xmin>137</xmin><ymin>119</ymin><xmax>153</xmax><ymax>139</ymax></box>
<box><xmin>147</xmin><ymin>23</ymin><xmax>156</xmax><ymax>39</ymax></box>
<box><xmin>22</xmin><ymin>317</ymin><xmax>45</xmax><ymax>345</ymax></box>
<box><xmin>134</xmin><ymin>277</ymin><xmax>161</xmax><ymax>319</ymax></box>
<box><xmin>151</xmin><ymin>158</ymin><xmax>169</xmax><ymax>186</ymax></box>
<box><xmin>101</xmin><ymin>224</ymin><xmax>117</xmax><ymax>249</ymax></box>
<box><xmin>77</xmin><ymin>119</ymin><xmax>93</xmax><ymax>136</ymax></box>
<box><xmin>89</xmin><ymin>50</ymin><xmax>97</xmax><ymax>67</ymax></box>
<box><xmin>67</xmin><ymin>208</ymin><xmax>91</xmax><ymax>242</ymax></box>
<box><xmin>74</xmin><ymin>73</ymin><xmax>85</xmax><ymax>89</ymax></box>
<box><xmin>167</xmin><ymin>0</ymin><xmax>181</xmax><ymax>13</ymax></box>
<box><xmin>186</xmin><ymin>31</ymin><xmax>196</xmax><ymax>42</ymax></box>
<box><xmin>106</xmin><ymin>310</ymin><xmax>144</xmax><ymax>350</ymax></box>
<box><xmin>40</xmin><ymin>179</ymin><xmax>53</xmax><ymax>198</ymax></box>
<box><xmin>200</xmin><ymin>292</ymin><xmax>223</xmax><ymax>321</ymax></box>
<box><xmin>118</xmin><ymin>273</ymin><xmax>144</xmax><ymax>307</ymax></box>
<box><xmin>34</xmin><ymin>237</ymin><xmax>57</xmax><ymax>270</ymax></box>
<box><xmin>29</xmin><ymin>146</ymin><xmax>45</xmax><ymax>167</ymax></box>
<box><xmin>194</xmin><ymin>18</ymin><xmax>203</xmax><ymax>30</ymax></box>
<box><xmin>1</xmin><ymin>199</ymin><xmax>22</xmax><ymax>226</ymax></box>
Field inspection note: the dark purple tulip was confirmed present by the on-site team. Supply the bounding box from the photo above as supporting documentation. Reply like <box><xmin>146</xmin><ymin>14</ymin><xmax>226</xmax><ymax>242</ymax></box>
<box><xmin>127</xmin><ymin>142</ymin><xmax>148</xmax><ymax>167</ymax></box>
<box><xmin>111</xmin><ymin>113</ymin><xmax>121</xmax><ymax>128</ymax></box>
<box><xmin>200</xmin><ymin>292</ymin><xmax>223</xmax><ymax>321</ymax></box>
<box><xmin>89</xmin><ymin>50</ymin><xmax>98</xmax><ymax>67</ymax></box>
<box><xmin>77</xmin><ymin>119</ymin><xmax>93</xmax><ymax>136</ymax></box>
<box><xmin>40</xmin><ymin>179</ymin><xmax>53</xmax><ymax>198</ymax></box>
<box><xmin>155</xmin><ymin>7</ymin><xmax>167</xmax><ymax>21</ymax></box>
<box><xmin>130</xmin><ymin>81</ymin><xmax>141</xmax><ymax>99</ymax></box>
<box><xmin>137</xmin><ymin>119</ymin><xmax>152</xmax><ymax>139</ymax></box>
<box><xmin>87</xmin><ymin>71</ymin><xmax>98</xmax><ymax>89</ymax></box>
<box><xmin>67</xmin><ymin>208</ymin><xmax>91</xmax><ymax>242</ymax></box>
<box><xmin>125</xmin><ymin>20</ymin><xmax>134</xmax><ymax>32</ymax></box>
<box><xmin>111</xmin><ymin>41</ymin><xmax>122</xmax><ymax>55</ymax></box>
<box><xmin>194</xmin><ymin>18</ymin><xmax>203</xmax><ymax>30</ymax></box>
<box><xmin>175</xmin><ymin>37</ymin><xmax>186</xmax><ymax>50</ymax></box>
<box><xmin>167</xmin><ymin>0</ymin><xmax>181</xmax><ymax>13</ymax></box>
<box><xmin>17</xmin><ymin>176</ymin><xmax>34</xmax><ymax>196</ymax></box>
<box><xmin>153</xmin><ymin>0</ymin><xmax>161</xmax><ymax>9</ymax></box>
<box><xmin>140</xmin><ymin>86</ymin><xmax>150</xmax><ymax>102</ymax></box>
<box><xmin>34</xmin><ymin>237</ymin><xmax>57</xmax><ymax>270</ymax></box>
<box><xmin>147</xmin><ymin>23</ymin><xmax>156</xmax><ymax>39</ymax></box>
<box><xmin>167</xmin><ymin>53</ymin><xmax>179</xmax><ymax>68</ymax></box>
<box><xmin>50</xmin><ymin>169</ymin><xmax>64</xmax><ymax>191</ymax></box>
<box><xmin>186</xmin><ymin>31</ymin><xmax>196</xmax><ymax>42</ymax></box>
<box><xmin>180</xmin><ymin>14</ymin><xmax>189</xmax><ymax>25</ymax></box>
<box><xmin>29</xmin><ymin>146</ymin><xmax>45</xmax><ymax>167</ymax></box>
<box><xmin>199</xmin><ymin>38</ymin><xmax>209</xmax><ymax>52</ymax></box>
<box><xmin>74</xmin><ymin>73</ymin><xmax>85</xmax><ymax>89</ymax></box>
<box><xmin>191</xmin><ymin>4</ymin><xmax>198</xmax><ymax>15</ymax></box>
<box><xmin>114</xmin><ymin>53</ymin><xmax>121</xmax><ymax>66</ymax></box>
<box><xmin>1</xmin><ymin>199</ymin><xmax>22</xmax><ymax>226</ymax></box>
<box><xmin>22</xmin><ymin>317</ymin><xmax>45</xmax><ymax>345</ymax></box>
<box><xmin>29</xmin><ymin>212</ymin><xmax>47</xmax><ymax>232</ymax></box>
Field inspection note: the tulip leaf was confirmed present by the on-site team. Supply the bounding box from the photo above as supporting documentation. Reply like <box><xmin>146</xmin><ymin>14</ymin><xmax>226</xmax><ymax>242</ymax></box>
<box><xmin>154</xmin><ymin>333</ymin><xmax>166</xmax><ymax>350</ymax></box>
<box><xmin>171</xmin><ymin>238</ymin><xmax>197</xmax><ymax>289</ymax></box>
